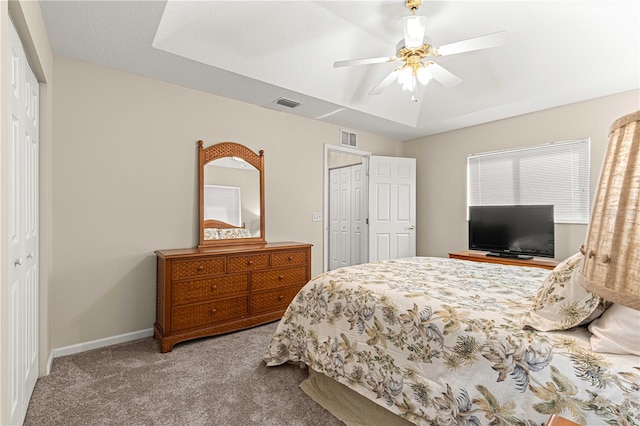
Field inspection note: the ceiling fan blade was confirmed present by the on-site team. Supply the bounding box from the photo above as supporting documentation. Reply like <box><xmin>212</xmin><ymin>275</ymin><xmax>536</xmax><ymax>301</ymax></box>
<box><xmin>369</xmin><ymin>69</ymin><xmax>401</xmax><ymax>95</ymax></box>
<box><xmin>437</xmin><ymin>31</ymin><xmax>508</xmax><ymax>56</ymax></box>
<box><xmin>427</xmin><ymin>63</ymin><xmax>462</xmax><ymax>88</ymax></box>
<box><xmin>334</xmin><ymin>56</ymin><xmax>397</xmax><ymax>68</ymax></box>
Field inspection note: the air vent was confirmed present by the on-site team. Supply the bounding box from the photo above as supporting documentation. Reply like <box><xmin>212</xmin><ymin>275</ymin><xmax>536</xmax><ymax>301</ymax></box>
<box><xmin>340</xmin><ymin>129</ymin><xmax>357</xmax><ymax>148</ymax></box>
<box><xmin>274</xmin><ymin>97</ymin><xmax>301</xmax><ymax>109</ymax></box>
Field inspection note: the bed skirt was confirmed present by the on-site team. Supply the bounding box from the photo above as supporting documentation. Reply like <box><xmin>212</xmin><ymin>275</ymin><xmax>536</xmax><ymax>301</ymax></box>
<box><xmin>300</xmin><ymin>368</ymin><xmax>413</xmax><ymax>426</ymax></box>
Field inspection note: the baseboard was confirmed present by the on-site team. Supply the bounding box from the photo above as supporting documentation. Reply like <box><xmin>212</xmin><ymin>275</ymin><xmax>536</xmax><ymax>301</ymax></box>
<box><xmin>51</xmin><ymin>328</ymin><xmax>154</xmax><ymax>360</ymax></box>
<box><xmin>46</xmin><ymin>351</ymin><xmax>54</xmax><ymax>375</ymax></box>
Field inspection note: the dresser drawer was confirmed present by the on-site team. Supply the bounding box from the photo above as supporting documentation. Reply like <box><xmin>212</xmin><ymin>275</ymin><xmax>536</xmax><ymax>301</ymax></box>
<box><xmin>172</xmin><ymin>274</ymin><xmax>249</xmax><ymax>306</ymax></box>
<box><xmin>251</xmin><ymin>286</ymin><xmax>302</xmax><ymax>314</ymax></box>
<box><xmin>172</xmin><ymin>297</ymin><xmax>248</xmax><ymax>331</ymax></box>
<box><xmin>172</xmin><ymin>257</ymin><xmax>225</xmax><ymax>280</ymax></box>
<box><xmin>227</xmin><ymin>253</ymin><xmax>270</xmax><ymax>272</ymax></box>
<box><xmin>272</xmin><ymin>250</ymin><xmax>308</xmax><ymax>267</ymax></box>
<box><xmin>252</xmin><ymin>266</ymin><xmax>308</xmax><ymax>291</ymax></box>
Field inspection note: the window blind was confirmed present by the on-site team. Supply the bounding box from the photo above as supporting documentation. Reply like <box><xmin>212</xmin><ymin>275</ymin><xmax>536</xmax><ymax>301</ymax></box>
<box><xmin>467</xmin><ymin>138</ymin><xmax>590</xmax><ymax>224</ymax></box>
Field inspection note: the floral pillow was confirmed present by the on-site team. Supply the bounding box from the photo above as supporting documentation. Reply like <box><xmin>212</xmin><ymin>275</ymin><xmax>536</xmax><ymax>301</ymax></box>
<box><xmin>217</xmin><ymin>228</ymin><xmax>252</xmax><ymax>239</ymax></box>
<box><xmin>522</xmin><ymin>252</ymin><xmax>606</xmax><ymax>331</ymax></box>
<box><xmin>204</xmin><ymin>228</ymin><xmax>220</xmax><ymax>240</ymax></box>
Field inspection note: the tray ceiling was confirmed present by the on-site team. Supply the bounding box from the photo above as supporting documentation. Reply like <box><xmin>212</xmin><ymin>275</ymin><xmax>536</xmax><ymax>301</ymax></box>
<box><xmin>41</xmin><ymin>1</ymin><xmax>640</xmax><ymax>141</ymax></box>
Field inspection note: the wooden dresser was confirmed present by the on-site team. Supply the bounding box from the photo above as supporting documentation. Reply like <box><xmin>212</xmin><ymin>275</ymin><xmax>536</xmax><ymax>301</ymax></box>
<box><xmin>155</xmin><ymin>241</ymin><xmax>312</xmax><ymax>352</ymax></box>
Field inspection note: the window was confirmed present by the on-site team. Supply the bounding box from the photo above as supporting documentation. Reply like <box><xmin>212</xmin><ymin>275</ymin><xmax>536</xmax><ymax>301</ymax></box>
<box><xmin>468</xmin><ymin>138</ymin><xmax>590</xmax><ymax>224</ymax></box>
<box><xmin>204</xmin><ymin>185</ymin><xmax>241</xmax><ymax>226</ymax></box>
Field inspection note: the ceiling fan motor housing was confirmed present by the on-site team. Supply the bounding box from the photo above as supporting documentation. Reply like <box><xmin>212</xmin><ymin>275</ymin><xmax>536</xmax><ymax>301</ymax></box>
<box><xmin>395</xmin><ymin>37</ymin><xmax>439</xmax><ymax>61</ymax></box>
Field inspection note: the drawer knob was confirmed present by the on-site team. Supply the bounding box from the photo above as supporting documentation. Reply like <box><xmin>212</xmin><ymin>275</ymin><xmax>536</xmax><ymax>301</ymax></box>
<box><xmin>288</xmin><ymin>256</ymin><xmax>293</xmax><ymax>261</ymax></box>
<box><xmin>278</xmin><ymin>295</ymin><xmax>284</xmax><ymax>301</ymax></box>
<box><xmin>211</xmin><ymin>308</ymin><xmax>217</xmax><ymax>314</ymax></box>
<box><xmin>247</xmin><ymin>260</ymin><xmax>254</xmax><ymax>266</ymax></box>
<box><xmin>278</xmin><ymin>275</ymin><xmax>284</xmax><ymax>281</ymax></box>
<box><xmin>197</xmin><ymin>265</ymin><xmax>204</xmax><ymax>271</ymax></box>
<box><xmin>211</xmin><ymin>285</ymin><xmax>218</xmax><ymax>291</ymax></box>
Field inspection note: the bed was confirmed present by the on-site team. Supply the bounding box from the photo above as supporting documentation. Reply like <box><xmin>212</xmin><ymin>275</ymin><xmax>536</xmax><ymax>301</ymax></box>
<box><xmin>264</xmin><ymin>256</ymin><xmax>640</xmax><ymax>425</ymax></box>
<box><xmin>203</xmin><ymin>219</ymin><xmax>252</xmax><ymax>240</ymax></box>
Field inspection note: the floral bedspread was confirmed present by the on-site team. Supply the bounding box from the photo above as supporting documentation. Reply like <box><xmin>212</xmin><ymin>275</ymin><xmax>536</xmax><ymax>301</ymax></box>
<box><xmin>264</xmin><ymin>257</ymin><xmax>640</xmax><ymax>425</ymax></box>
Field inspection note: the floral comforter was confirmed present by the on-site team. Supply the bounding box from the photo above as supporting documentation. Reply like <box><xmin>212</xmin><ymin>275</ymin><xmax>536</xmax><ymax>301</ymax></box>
<box><xmin>264</xmin><ymin>257</ymin><xmax>640</xmax><ymax>425</ymax></box>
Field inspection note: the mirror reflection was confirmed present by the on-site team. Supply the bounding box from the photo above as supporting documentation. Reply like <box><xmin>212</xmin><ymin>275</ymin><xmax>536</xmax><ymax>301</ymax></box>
<box><xmin>203</xmin><ymin>158</ymin><xmax>260</xmax><ymax>240</ymax></box>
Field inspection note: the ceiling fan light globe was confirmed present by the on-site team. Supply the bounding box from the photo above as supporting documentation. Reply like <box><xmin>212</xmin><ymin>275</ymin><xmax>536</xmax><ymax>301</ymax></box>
<box><xmin>402</xmin><ymin>74</ymin><xmax>417</xmax><ymax>92</ymax></box>
<box><xmin>402</xmin><ymin>15</ymin><xmax>427</xmax><ymax>49</ymax></box>
<box><xmin>398</xmin><ymin>67</ymin><xmax>412</xmax><ymax>86</ymax></box>
<box><xmin>417</xmin><ymin>67</ymin><xmax>432</xmax><ymax>85</ymax></box>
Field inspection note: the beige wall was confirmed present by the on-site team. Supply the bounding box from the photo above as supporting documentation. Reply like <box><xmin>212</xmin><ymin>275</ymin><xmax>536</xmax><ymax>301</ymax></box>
<box><xmin>404</xmin><ymin>90</ymin><xmax>640</xmax><ymax>261</ymax></box>
<box><xmin>51</xmin><ymin>56</ymin><xmax>403</xmax><ymax>349</ymax></box>
<box><xmin>1</xmin><ymin>0</ymin><xmax>53</xmax><ymax>422</ymax></box>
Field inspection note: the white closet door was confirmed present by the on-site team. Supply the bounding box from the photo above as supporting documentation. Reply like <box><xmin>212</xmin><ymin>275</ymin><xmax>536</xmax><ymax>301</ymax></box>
<box><xmin>7</xmin><ymin>17</ymin><xmax>39</xmax><ymax>426</ymax></box>
<box><xmin>337</xmin><ymin>167</ymin><xmax>351</xmax><ymax>268</ymax></box>
<box><xmin>350</xmin><ymin>164</ymin><xmax>366</xmax><ymax>265</ymax></box>
<box><xmin>22</xmin><ymin>42</ymin><xmax>40</xmax><ymax>407</ymax></box>
<box><xmin>369</xmin><ymin>156</ymin><xmax>416</xmax><ymax>261</ymax></box>
<box><xmin>329</xmin><ymin>168</ymin><xmax>341</xmax><ymax>270</ymax></box>
<box><xmin>329</xmin><ymin>163</ymin><xmax>368</xmax><ymax>270</ymax></box>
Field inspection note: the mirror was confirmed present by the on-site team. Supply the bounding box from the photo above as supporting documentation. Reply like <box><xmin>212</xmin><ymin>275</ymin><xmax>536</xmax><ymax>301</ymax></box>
<box><xmin>198</xmin><ymin>141</ymin><xmax>265</xmax><ymax>248</ymax></box>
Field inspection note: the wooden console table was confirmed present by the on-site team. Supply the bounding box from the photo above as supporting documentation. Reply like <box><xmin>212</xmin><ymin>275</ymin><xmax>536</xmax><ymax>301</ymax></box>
<box><xmin>449</xmin><ymin>250</ymin><xmax>559</xmax><ymax>270</ymax></box>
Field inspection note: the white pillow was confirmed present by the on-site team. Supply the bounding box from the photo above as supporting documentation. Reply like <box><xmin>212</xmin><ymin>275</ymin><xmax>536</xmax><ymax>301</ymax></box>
<box><xmin>589</xmin><ymin>304</ymin><xmax>640</xmax><ymax>356</ymax></box>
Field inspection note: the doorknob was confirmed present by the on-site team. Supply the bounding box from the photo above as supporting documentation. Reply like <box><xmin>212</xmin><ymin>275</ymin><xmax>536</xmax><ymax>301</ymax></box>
<box><xmin>14</xmin><ymin>258</ymin><xmax>22</xmax><ymax>266</ymax></box>
<box><xmin>408</xmin><ymin>225</ymin><xmax>416</xmax><ymax>230</ymax></box>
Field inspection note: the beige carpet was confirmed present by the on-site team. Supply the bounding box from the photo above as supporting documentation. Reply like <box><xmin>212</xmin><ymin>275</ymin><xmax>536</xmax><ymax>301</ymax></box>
<box><xmin>25</xmin><ymin>322</ymin><xmax>343</xmax><ymax>425</ymax></box>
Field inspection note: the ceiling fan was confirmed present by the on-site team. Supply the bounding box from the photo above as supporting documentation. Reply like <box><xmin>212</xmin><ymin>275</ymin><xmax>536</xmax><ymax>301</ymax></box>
<box><xmin>334</xmin><ymin>0</ymin><xmax>508</xmax><ymax>102</ymax></box>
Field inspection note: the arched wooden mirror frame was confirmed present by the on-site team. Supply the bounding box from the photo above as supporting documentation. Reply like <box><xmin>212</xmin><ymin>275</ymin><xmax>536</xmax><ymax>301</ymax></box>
<box><xmin>198</xmin><ymin>140</ymin><xmax>265</xmax><ymax>248</ymax></box>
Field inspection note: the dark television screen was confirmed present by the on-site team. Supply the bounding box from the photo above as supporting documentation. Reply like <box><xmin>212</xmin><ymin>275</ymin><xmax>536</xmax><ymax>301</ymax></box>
<box><xmin>468</xmin><ymin>205</ymin><xmax>555</xmax><ymax>258</ymax></box>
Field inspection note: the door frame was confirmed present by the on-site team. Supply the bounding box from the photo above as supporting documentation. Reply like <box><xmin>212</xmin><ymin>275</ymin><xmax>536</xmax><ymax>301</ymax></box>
<box><xmin>323</xmin><ymin>144</ymin><xmax>371</xmax><ymax>272</ymax></box>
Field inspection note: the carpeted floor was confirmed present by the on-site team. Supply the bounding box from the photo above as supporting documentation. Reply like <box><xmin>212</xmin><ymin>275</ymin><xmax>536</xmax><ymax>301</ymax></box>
<box><xmin>24</xmin><ymin>322</ymin><xmax>343</xmax><ymax>425</ymax></box>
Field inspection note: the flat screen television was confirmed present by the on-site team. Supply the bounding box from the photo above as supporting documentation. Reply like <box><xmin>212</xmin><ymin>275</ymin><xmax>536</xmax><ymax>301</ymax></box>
<box><xmin>468</xmin><ymin>205</ymin><xmax>555</xmax><ymax>259</ymax></box>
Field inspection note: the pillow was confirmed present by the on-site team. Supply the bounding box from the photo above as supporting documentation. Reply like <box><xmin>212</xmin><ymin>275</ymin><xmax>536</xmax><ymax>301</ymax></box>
<box><xmin>217</xmin><ymin>228</ymin><xmax>252</xmax><ymax>239</ymax></box>
<box><xmin>204</xmin><ymin>228</ymin><xmax>220</xmax><ymax>240</ymax></box>
<box><xmin>523</xmin><ymin>252</ymin><xmax>605</xmax><ymax>331</ymax></box>
<box><xmin>589</xmin><ymin>304</ymin><xmax>640</xmax><ymax>356</ymax></box>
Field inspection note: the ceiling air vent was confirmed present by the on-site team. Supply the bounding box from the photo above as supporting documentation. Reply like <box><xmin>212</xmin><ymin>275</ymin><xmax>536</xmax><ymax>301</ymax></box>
<box><xmin>274</xmin><ymin>97</ymin><xmax>301</xmax><ymax>109</ymax></box>
<box><xmin>340</xmin><ymin>129</ymin><xmax>357</xmax><ymax>148</ymax></box>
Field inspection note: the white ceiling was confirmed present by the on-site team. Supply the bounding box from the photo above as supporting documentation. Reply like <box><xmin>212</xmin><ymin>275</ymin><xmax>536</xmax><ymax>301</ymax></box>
<box><xmin>40</xmin><ymin>1</ymin><xmax>640</xmax><ymax>141</ymax></box>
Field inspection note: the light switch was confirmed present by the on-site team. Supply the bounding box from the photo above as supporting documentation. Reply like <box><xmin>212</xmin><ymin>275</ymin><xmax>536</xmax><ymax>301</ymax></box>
<box><xmin>312</xmin><ymin>212</ymin><xmax>322</xmax><ymax>222</ymax></box>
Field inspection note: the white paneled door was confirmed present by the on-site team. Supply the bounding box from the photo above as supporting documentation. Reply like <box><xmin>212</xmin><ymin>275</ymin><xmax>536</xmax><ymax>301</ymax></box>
<box><xmin>8</xmin><ymin>17</ymin><xmax>40</xmax><ymax>426</ymax></box>
<box><xmin>328</xmin><ymin>163</ymin><xmax>368</xmax><ymax>270</ymax></box>
<box><xmin>369</xmin><ymin>156</ymin><xmax>416</xmax><ymax>261</ymax></box>
<box><xmin>350</xmin><ymin>164</ymin><xmax>366</xmax><ymax>266</ymax></box>
<box><xmin>329</xmin><ymin>167</ymin><xmax>349</xmax><ymax>270</ymax></box>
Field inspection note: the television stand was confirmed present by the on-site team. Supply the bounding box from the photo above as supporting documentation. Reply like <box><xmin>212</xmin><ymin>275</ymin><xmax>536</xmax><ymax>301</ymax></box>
<box><xmin>486</xmin><ymin>252</ymin><xmax>533</xmax><ymax>260</ymax></box>
<box><xmin>448</xmin><ymin>250</ymin><xmax>559</xmax><ymax>270</ymax></box>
